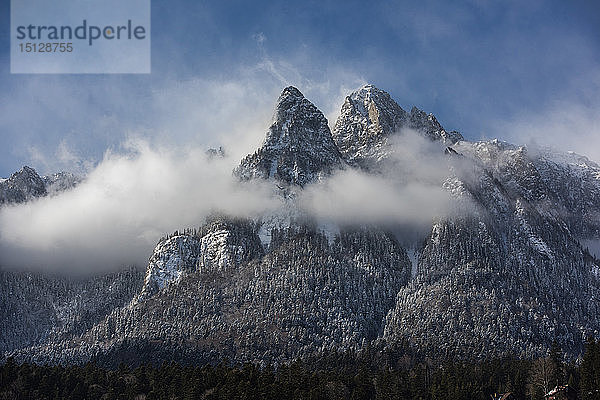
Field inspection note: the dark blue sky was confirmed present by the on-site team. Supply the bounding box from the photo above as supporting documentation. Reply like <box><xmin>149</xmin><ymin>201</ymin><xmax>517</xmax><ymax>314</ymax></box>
<box><xmin>1</xmin><ymin>0</ymin><xmax>600</xmax><ymax>176</ymax></box>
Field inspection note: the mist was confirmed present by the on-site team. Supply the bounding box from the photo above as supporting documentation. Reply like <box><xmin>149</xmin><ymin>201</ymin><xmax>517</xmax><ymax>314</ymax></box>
<box><xmin>0</xmin><ymin>51</ymin><xmax>374</xmax><ymax>274</ymax></box>
<box><xmin>0</xmin><ymin>126</ymin><xmax>471</xmax><ymax>274</ymax></box>
<box><xmin>0</xmin><ymin>141</ymin><xmax>279</xmax><ymax>273</ymax></box>
<box><xmin>299</xmin><ymin>129</ymin><xmax>461</xmax><ymax>228</ymax></box>
<box><xmin>494</xmin><ymin>71</ymin><xmax>600</xmax><ymax>165</ymax></box>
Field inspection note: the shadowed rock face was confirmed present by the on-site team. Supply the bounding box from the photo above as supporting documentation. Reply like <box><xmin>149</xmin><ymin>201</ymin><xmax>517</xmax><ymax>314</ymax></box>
<box><xmin>235</xmin><ymin>86</ymin><xmax>344</xmax><ymax>186</ymax></box>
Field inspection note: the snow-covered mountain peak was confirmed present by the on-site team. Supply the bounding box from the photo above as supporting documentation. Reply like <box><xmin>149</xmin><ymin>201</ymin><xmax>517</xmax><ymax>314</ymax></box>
<box><xmin>332</xmin><ymin>84</ymin><xmax>408</xmax><ymax>169</ymax></box>
<box><xmin>1</xmin><ymin>166</ymin><xmax>81</xmax><ymax>205</ymax></box>
<box><xmin>11</xmin><ymin>165</ymin><xmax>45</xmax><ymax>190</ymax></box>
<box><xmin>277</xmin><ymin>85</ymin><xmax>304</xmax><ymax>104</ymax></box>
<box><xmin>5</xmin><ymin>84</ymin><xmax>600</xmax><ymax>366</ymax></box>
<box><xmin>408</xmin><ymin>106</ymin><xmax>463</xmax><ymax>144</ymax></box>
<box><xmin>332</xmin><ymin>84</ymin><xmax>463</xmax><ymax>169</ymax></box>
<box><xmin>266</xmin><ymin>85</ymin><xmax>332</xmax><ymax>148</ymax></box>
<box><xmin>234</xmin><ymin>86</ymin><xmax>344</xmax><ymax>186</ymax></box>
<box><xmin>43</xmin><ymin>172</ymin><xmax>81</xmax><ymax>195</ymax></box>
<box><xmin>346</xmin><ymin>84</ymin><xmax>406</xmax><ymax>118</ymax></box>
<box><xmin>0</xmin><ymin>165</ymin><xmax>47</xmax><ymax>204</ymax></box>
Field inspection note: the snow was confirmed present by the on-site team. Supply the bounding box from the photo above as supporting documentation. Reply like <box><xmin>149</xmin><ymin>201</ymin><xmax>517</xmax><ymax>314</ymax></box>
<box><xmin>592</xmin><ymin>264</ymin><xmax>600</xmax><ymax>278</ymax></box>
<box><xmin>147</xmin><ymin>236</ymin><xmax>197</xmax><ymax>289</ymax></box>
<box><xmin>442</xmin><ymin>176</ymin><xmax>468</xmax><ymax>197</ymax></box>
<box><xmin>257</xmin><ymin>205</ymin><xmax>297</xmax><ymax>247</ymax></box>
<box><xmin>581</xmin><ymin>239</ymin><xmax>600</xmax><ymax>259</ymax></box>
<box><xmin>406</xmin><ymin>247</ymin><xmax>419</xmax><ymax>278</ymax></box>
<box><xmin>7</xmin><ymin>83</ymin><xmax>600</xmax><ymax>366</ymax></box>
<box><xmin>528</xmin><ymin>235</ymin><xmax>554</xmax><ymax>260</ymax></box>
<box><xmin>136</xmin><ymin>234</ymin><xmax>203</xmax><ymax>302</ymax></box>
<box><xmin>515</xmin><ymin>199</ymin><xmax>554</xmax><ymax>260</ymax></box>
<box><xmin>199</xmin><ymin>229</ymin><xmax>236</xmax><ymax>271</ymax></box>
<box><xmin>235</xmin><ymin>85</ymin><xmax>344</xmax><ymax>187</ymax></box>
<box><xmin>452</xmin><ymin>139</ymin><xmax>517</xmax><ymax>165</ymax></box>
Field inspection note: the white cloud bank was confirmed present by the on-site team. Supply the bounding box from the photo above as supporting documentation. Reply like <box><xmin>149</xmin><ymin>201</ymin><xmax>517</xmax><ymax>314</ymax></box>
<box><xmin>0</xmin><ymin>127</ymin><xmax>466</xmax><ymax>274</ymax></box>
<box><xmin>0</xmin><ymin>141</ymin><xmax>278</xmax><ymax>273</ymax></box>
<box><xmin>0</xmin><ymin>48</ymin><xmax>374</xmax><ymax>274</ymax></box>
<box><xmin>299</xmin><ymin>130</ymin><xmax>459</xmax><ymax>227</ymax></box>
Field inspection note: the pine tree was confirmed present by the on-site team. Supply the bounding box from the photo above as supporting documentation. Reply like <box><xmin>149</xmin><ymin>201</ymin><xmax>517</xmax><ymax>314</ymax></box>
<box><xmin>549</xmin><ymin>339</ymin><xmax>564</xmax><ymax>388</ymax></box>
<box><xmin>581</xmin><ymin>337</ymin><xmax>600</xmax><ymax>400</ymax></box>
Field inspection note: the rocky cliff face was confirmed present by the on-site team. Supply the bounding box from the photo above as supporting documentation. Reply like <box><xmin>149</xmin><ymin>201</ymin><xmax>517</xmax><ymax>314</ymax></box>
<box><xmin>137</xmin><ymin>217</ymin><xmax>263</xmax><ymax>301</ymax></box>
<box><xmin>332</xmin><ymin>85</ymin><xmax>462</xmax><ymax>169</ymax></box>
<box><xmin>3</xmin><ymin>85</ymin><xmax>600</xmax><ymax>366</ymax></box>
<box><xmin>0</xmin><ymin>166</ymin><xmax>47</xmax><ymax>204</ymax></box>
<box><xmin>235</xmin><ymin>86</ymin><xmax>345</xmax><ymax>186</ymax></box>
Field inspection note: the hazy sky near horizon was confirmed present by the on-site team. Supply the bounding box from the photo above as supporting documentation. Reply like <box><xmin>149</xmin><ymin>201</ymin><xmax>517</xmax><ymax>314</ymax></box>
<box><xmin>1</xmin><ymin>0</ymin><xmax>600</xmax><ymax>176</ymax></box>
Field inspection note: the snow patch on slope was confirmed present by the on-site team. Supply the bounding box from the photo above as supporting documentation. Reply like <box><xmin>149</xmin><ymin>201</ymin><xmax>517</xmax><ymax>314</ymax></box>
<box><xmin>406</xmin><ymin>247</ymin><xmax>419</xmax><ymax>278</ymax></box>
<box><xmin>515</xmin><ymin>199</ymin><xmax>554</xmax><ymax>260</ymax></box>
<box><xmin>137</xmin><ymin>234</ymin><xmax>202</xmax><ymax>300</ymax></box>
<box><xmin>582</xmin><ymin>239</ymin><xmax>600</xmax><ymax>259</ymax></box>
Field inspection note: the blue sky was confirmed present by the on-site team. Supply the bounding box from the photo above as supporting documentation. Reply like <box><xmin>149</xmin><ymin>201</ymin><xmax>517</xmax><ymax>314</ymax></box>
<box><xmin>1</xmin><ymin>0</ymin><xmax>600</xmax><ymax>176</ymax></box>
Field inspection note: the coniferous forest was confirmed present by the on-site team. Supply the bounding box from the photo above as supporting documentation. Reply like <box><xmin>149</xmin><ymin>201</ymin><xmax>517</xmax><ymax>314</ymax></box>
<box><xmin>1</xmin><ymin>338</ymin><xmax>600</xmax><ymax>400</ymax></box>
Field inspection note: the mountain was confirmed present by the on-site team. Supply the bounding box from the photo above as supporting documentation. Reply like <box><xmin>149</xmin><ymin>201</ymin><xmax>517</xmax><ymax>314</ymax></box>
<box><xmin>136</xmin><ymin>217</ymin><xmax>264</xmax><ymax>301</ymax></box>
<box><xmin>0</xmin><ymin>166</ymin><xmax>80</xmax><ymax>205</ymax></box>
<box><xmin>235</xmin><ymin>86</ymin><xmax>344</xmax><ymax>186</ymax></box>
<box><xmin>8</xmin><ymin>222</ymin><xmax>411</xmax><ymax>366</ymax></box>
<box><xmin>43</xmin><ymin>171</ymin><xmax>81</xmax><ymax>195</ymax></box>
<box><xmin>0</xmin><ymin>268</ymin><xmax>143</xmax><ymax>357</ymax></box>
<box><xmin>2</xmin><ymin>85</ymin><xmax>600</xmax><ymax>367</ymax></box>
<box><xmin>332</xmin><ymin>84</ymin><xmax>462</xmax><ymax>169</ymax></box>
<box><xmin>384</xmin><ymin>139</ymin><xmax>600</xmax><ymax>358</ymax></box>
<box><xmin>0</xmin><ymin>166</ymin><xmax>47</xmax><ymax>204</ymax></box>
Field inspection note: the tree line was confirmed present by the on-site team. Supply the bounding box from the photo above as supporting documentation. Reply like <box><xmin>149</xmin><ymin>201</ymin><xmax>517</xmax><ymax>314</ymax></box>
<box><xmin>1</xmin><ymin>338</ymin><xmax>600</xmax><ymax>400</ymax></box>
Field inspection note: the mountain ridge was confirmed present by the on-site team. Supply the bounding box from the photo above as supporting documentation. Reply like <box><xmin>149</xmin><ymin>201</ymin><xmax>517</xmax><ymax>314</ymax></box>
<box><xmin>2</xmin><ymin>84</ymin><xmax>600</xmax><ymax>366</ymax></box>
<box><xmin>0</xmin><ymin>165</ymin><xmax>80</xmax><ymax>205</ymax></box>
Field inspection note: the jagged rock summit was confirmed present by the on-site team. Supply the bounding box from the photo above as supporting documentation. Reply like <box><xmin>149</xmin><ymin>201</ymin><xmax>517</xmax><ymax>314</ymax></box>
<box><xmin>0</xmin><ymin>165</ymin><xmax>80</xmax><ymax>205</ymax></box>
<box><xmin>332</xmin><ymin>84</ymin><xmax>463</xmax><ymax>168</ymax></box>
<box><xmin>0</xmin><ymin>165</ymin><xmax>47</xmax><ymax>204</ymax></box>
<box><xmin>332</xmin><ymin>84</ymin><xmax>408</xmax><ymax>168</ymax></box>
<box><xmin>235</xmin><ymin>86</ymin><xmax>344</xmax><ymax>186</ymax></box>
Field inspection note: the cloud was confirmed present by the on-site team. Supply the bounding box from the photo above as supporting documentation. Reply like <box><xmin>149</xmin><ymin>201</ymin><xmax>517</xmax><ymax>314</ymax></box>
<box><xmin>299</xmin><ymin>129</ymin><xmax>465</xmax><ymax>228</ymax></box>
<box><xmin>28</xmin><ymin>139</ymin><xmax>95</xmax><ymax>176</ymax></box>
<box><xmin>0</xmin><ymin>126</ymin><xmax>472</xmax><ymax>275</ymax></box>
<box><xmin>300</xmin><ymin>169</ymin><xmax>452</xmax><ymax>226</ymax></box>
<box><xmin>0</xmin><ymin>42</ymin><xmax>375</xmax><ymax>274</ymax></box>
<box><xmin>581</xmin><ymin>239</ymin><xmax>600</xmax><ymax>260</ymax></box>
<box><xmin>496</xmin><ymin>71</ymin><xmax>600</xmax><ymax>164</ymax></box>
<box><xmin>252</xmin><ymin>32</ymin><xmax>266</xmax><ymax>45</ymax></box>
<box><xmin>0</xmin><ymin>56</ymin><xmax>465</xmax><ymax>275</ymax></box>
<box><xmin>0</xmin><ymin>140</ymin><xmax>279</xmax><ymax>273</ymax></box>
<box><xmin>245</xmin><ymin>37</ymin><xmax>367</xmax><ymax>129</ymax></box>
